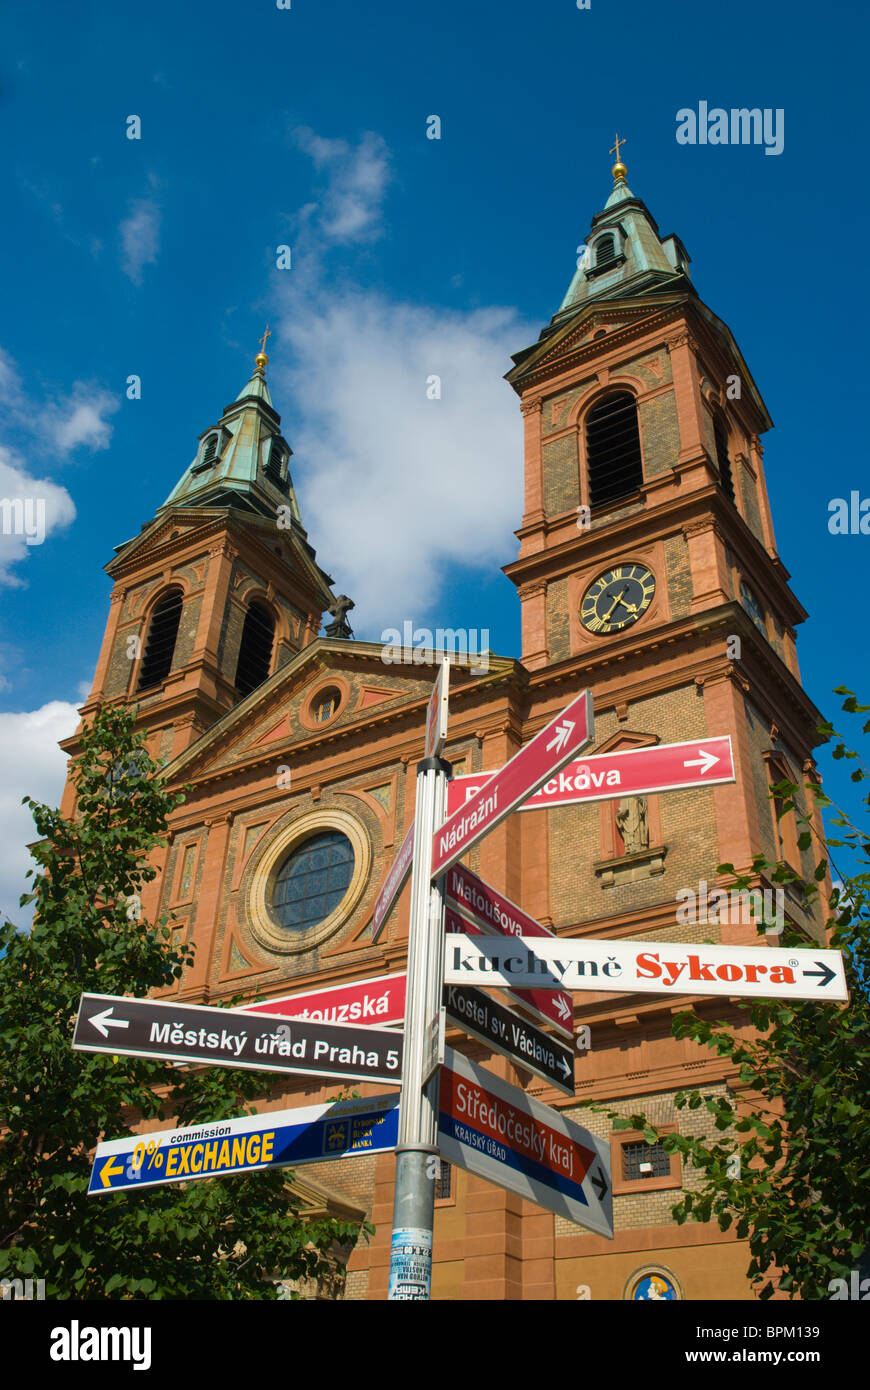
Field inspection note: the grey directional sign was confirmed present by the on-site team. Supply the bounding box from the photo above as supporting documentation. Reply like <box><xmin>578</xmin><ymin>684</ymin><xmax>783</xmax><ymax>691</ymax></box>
<box><xmin>443</xmin><ymin>983</ymin><xmax>575</xmax><ymax>1096</ymax></box>
<box><xmin>73</xmin><ymin>992</ymin><xmax>403</xmax><ymax>1087</ymax></box>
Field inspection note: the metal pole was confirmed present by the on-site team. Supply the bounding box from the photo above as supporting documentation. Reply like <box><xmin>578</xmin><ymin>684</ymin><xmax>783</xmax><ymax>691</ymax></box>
<box><xmin>388</xmin><ymin>754</ymin><xmax>450</xmax><ymax>1300</ymax></box>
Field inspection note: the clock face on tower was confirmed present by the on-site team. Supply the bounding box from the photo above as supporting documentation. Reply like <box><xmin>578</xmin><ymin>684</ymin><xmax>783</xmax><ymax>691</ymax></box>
<box><xmin>580</xmin><ymin>563</ymin><xmax>656</xmax><ymax>635</ymax></box>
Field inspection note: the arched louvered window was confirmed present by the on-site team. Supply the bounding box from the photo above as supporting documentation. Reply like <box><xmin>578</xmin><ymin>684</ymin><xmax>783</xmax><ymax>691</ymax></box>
<box><xmin>595</xmin><ymin>234</ymin><xmax>616</xmax><ymax>267</ymax></box>
<box><xmin>265</xmin><ymin>439</ymin><xmax>284</xmax><ymax>484</ymax></box>
<box><xmin>585</xmin><ymin>392</ymin><xmax>644</xmax><ymax>509</ymax></box>
<box><xmin>713</xmin><ymin>415</ymin><xmax>736</xmax><ymax>504</ymax></box>
<box><xmin>137</xmin><ymin>588</ymin><xmax>183</xmax><ymax>691</ymax></box>
<box><xmin>201</xmin><ymin>433</ymin><xmax>219</xmax><ymax>465</ymax></box>
<box><xmin>235</xmin><ymin>601</ymin><xmax>275</xmax><ymax>697</ymax></box>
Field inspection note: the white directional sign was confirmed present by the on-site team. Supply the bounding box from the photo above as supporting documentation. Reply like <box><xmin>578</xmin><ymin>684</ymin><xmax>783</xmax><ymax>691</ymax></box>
<box><xmin>445</xmin><ymin>935</ymin><xmax>849</xmax><ymax>1002</ymax></box>
<box><xmin>432</xmin><ymin>689</ymin><xmax>594</xmax><ymax>875</ymax></box>
<box><xmin>438</xmin><ymin>1049</ymin><xmax>612</xmax><ymax>1236</ymax></box>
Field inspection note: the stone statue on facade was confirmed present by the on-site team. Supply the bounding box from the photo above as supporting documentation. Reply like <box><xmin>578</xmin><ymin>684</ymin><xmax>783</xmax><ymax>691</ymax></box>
<box><xmin>616</xmin><ymin>795</ymin><xmax>649</xmax><ymax>853</ymax></box>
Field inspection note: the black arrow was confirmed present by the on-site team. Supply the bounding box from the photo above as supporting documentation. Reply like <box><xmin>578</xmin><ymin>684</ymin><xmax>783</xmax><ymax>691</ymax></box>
<box><xmin>590</xmin><ymin>1166</ymin><xmax>608</xmax><ymax>1202</ymax></box>
<box><xmin>803</xmin><ymin>962</ymin><xmax>836</xmax><ymax>988</ymax></box>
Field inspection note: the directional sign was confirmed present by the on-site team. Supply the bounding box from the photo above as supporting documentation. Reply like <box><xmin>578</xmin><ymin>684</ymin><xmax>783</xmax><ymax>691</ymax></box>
<box><xmin>73</xmin><ymin>993</ymin><xmax>404</xmax><ymax>1086</ymax></box>
<box><xmin>446</xmin><ymin>905</ymin><xmax>573</xmax><ymax>1042</ymax></box>
<box><xmin>446</xmin><ymin>735</ymin><xmax>736</xmax><ymax>817</ymax></box>
<box><xmin>242</xmin><ymin>971</ymin><xmax>406</xmax><ymax>1028</ymax></box>
<box><xmin>444</xmin><ymin>983</ymin><xmax>575</xmax><ymax>1096</ymax></box>
<box><xmin>431</xmin><ymin>689</ymin><xmax>594</xmax><ymax>876</ymax></box>
<box><xmin>88</xmin><ymin>1093</ymin><xmax>400</xmax><ymax>1196</ymax></box>
<box><xmin>445</xmin><ymin>863</ymin><xmax>574</xmax><ymax>1039</ymax></box>
<box><xmin>437</xmin><ymin>1049</ymin><xmax>612</xmax><ymax>1236</ymax></box>
<box><xmin>445</xmin><ymin>935</ymin><xmax>849</xmax><ymax>1003</ymax></box>
<box><xmin>372</xmin><ymin>821</ymin><xmax>415</xmax><ymax>943</ymax></box>
<box><xmin>425</xmin><ymin>657</ymin><xmax>450</xmax><ymax>760</ymax></box>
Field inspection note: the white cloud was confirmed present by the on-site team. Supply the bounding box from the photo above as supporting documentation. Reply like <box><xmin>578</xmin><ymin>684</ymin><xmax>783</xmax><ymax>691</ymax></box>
<box><xmin>292</xmin><ymin>127</ymin><xmax>390</xmax><ymax>244</ymax></box>
<box><xmin>120</xmin><ymin>196</ymin><xmax>161</xmax><ymax>283</ymax></box>
<box><xmin>0</xmin><ymin>446</ymin><xmax>77</xmax><ymax>587</ymax></box>
<box><xmin>276</xmin><ymin>291</ymin><xmax>529</xmax><ymax>632</ymax></box>
<box><xmin>46</xmin><ymin>384</ymin><xmax>119</xmax><ymax>454</ymax></box>
<box><xmin>271</xmin><ymin>127</ymin><xmax>534</xmax><ymax>635</ymax></box>
<box><xmin>0</xmin><ymin>700</ymin><xmax>79</xmax><ymax>928</ymax></box>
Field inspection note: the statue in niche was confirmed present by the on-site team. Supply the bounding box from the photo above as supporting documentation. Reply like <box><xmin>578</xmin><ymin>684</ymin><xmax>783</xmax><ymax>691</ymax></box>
<box><xmin>616</xmin><ymin>795</ymin><xmax>649</xmax><ymax>854</ymax></box>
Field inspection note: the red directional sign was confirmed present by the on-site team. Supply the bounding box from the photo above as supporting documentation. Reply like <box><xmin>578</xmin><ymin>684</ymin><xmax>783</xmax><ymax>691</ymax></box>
<box><xmin>438</xmin><ymin>1049</ymin><xmax>612</xmax><ymax>1236</ymax></box>
<box><xmin>445</xmin><ymin>864</ymin><xmax>573</xmax><ymax>1038</ymax></box>
<box><xmin>242</xmin><ymin>972</ymin><xmax>406</xmax><ymax>1028</ymax></box>
<box><xmin>446</xmin><ymin>735</ymin><xmax>735</xmax><ymax>818</ymax></box>
<box><xmin>432</xmin><ymin>689</ymin><xmax>594</xmax><ymax>875</ymax></box>
<box><xmin>372</xmin><ymin>821</ymin><xmax>415</xmax><ymax>943</ymax></box>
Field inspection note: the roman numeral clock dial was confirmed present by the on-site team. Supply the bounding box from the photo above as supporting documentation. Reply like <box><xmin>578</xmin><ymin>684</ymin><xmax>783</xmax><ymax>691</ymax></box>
<box><xmin>580</xmin><ymin>563</ymin><xmax>655</xmax><ymax>635</ymax></box>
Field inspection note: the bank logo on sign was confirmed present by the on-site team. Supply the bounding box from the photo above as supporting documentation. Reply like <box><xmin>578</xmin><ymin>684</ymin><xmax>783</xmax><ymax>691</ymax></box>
<box><xmin>324</xmin><ymin>1120</ymin><xmax>351</xmax><ymax>1153</ymax></box>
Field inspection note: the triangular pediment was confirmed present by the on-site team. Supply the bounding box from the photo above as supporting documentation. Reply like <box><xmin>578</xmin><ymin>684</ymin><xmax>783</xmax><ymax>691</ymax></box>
<box><xmin>507</xmin><ymin>294</ymin><xmax>689</xmax><ymax>393</ymax></box>
<box><xmin>165</xmin><ymin>640</ymin><xmax>519</xmax><ymax>785</ymax></box>
<box><xmin>105</xmin><ymin>505</ymin><xmax>331</xmax><ymax>603</ymax></box>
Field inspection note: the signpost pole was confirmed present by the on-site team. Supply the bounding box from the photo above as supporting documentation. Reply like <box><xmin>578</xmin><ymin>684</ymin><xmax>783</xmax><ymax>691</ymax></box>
<box><xmin>388</xmin><ymin>753</ymin><xmax>450</xmax><ymax>1301</ymax></box>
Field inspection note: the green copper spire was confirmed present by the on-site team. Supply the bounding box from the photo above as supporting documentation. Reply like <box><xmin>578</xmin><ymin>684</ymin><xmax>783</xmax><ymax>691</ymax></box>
<box><xmin>159</xmin><ymin>336</ymin><xmax>303</xmax><ymax>527</ymax></box>
<box><xmin>555</xmin><ymin>145</ymin><xmax>692</xmax><ymax>319</ymax></box>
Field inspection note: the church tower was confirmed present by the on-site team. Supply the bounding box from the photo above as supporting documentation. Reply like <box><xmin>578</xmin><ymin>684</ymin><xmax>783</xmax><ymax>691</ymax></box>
<box><xmin>504</xmin><ymin>147</ymin><xmax>828</xmax><ymax>944</ymax></box>
<box><xmin>64</xmin><ymin>340</ymin><xmax>338</xmax><ymax>786</ymax></box>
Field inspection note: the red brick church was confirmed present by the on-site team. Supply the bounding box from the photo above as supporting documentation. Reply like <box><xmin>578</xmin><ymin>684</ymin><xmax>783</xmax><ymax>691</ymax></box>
<box><xmin>61</xmin><ymin>153</ymin><xmax>828</xmax><ymax>1300</ymax></box>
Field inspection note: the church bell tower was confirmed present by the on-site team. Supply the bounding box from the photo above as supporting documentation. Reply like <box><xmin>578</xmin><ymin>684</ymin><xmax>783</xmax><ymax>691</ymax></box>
<box><xmin>504</xmin><ymin>146</ymin><xmax>828</xmax><ymax>941</ymax></box>
<box><xmin>64</xmin><ymin>337</ymin><xmax>338</xmax><ymax>782</ymax></box>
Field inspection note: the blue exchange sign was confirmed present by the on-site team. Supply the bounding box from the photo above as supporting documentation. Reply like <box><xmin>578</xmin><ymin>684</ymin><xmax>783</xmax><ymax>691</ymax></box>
<box><xmin>88</xmin><ymin>1093</ymin><xmax>399</xmax><ymax>1195</ymax></box>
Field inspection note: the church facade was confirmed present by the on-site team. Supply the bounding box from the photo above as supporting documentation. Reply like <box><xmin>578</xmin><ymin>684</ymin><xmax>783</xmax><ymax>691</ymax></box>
<box><xmin>61</xmin><ymin>158</ymin><xmax>828</xmax><ymax>1301</ymax></box>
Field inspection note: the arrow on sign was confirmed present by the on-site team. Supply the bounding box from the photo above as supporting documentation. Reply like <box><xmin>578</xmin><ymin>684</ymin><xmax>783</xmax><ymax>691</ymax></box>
<box><xmin>683</xmin><ymin>749</ymin><xmax>719</xmax><ymax>775</ymax></box>
<box><xmin>546</xmin><ymin>720</ymin><xmax>574</xmax><ymax>755</ymax></box>
<box><xmin>555</xmin><ymin>996</ymin><xmax>571</xmax><ymax>1022</ymax></box>
<box><xmin>558</xmin><ymin>1055</ymin><xmax>572</xmax><ymax>1080</ymax></box>
<box><xmin>432</xmin><ymin>688</ymin><xmax>593</xmax><ymax>876</ymax></box>
<box><xmin>100</xmin><ymin>1156</ymin><xmax>125</xmax><ymax>1189</ymax></box>
<box><xmin>590</xmin><ymin>1166</ymin><xmax>608</xmax><ymax>1202</ymax></box>
<box><xmin>803</xmin><ymin>961</ymin><xmax>836</xmax><ymax>988</ymax></box>
<box><xmin>89</xmin><ymin>1007</ymin><xmax>130</xmax><ymax>1038</ymax></box>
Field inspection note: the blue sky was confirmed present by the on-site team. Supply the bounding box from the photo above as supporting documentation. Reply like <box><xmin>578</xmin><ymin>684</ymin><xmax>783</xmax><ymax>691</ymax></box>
<box><xmin>1</xmin><ymin>0</ymin><xmax>868</xmax><ymax>916</ymax></box>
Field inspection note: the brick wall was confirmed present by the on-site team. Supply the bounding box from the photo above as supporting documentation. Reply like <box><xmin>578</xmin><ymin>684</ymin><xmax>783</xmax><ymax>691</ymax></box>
<box><xmin>639</xmin><ymin>390</ymin><xmax>680</xmax><ymax>478</ymax></box>
<box><xmin>663</xmin><ymin>533</ymin><xmax>693</xmax><ymax>617</ymax></box>
<box><xmin>542</xmin><ymin>434</ymin><xmax>580</xmax><ymax>515</ymax></box>
<box><xmin>546</xmin><ymin>577</ymin><xmax>571</xmax><ymax>661</ymax></box>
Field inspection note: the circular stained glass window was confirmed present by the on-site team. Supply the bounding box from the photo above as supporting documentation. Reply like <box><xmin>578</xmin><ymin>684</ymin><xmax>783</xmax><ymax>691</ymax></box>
<box><xmin>272</xmin><ymin>830</ymin><xmax>355</xmax><ymax>931</ymax></box>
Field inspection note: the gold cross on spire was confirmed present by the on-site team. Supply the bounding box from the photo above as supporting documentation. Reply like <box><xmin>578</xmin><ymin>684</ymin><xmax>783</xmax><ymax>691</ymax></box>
<box><xmin>610</xmin><ymin>133</ymin><xmax>627</xmax><ymax>182</ymax></box>
<box><xmin>255</xmin><ymin>323</ymin><xmax>271</xmax><ymax>368</ymax></box>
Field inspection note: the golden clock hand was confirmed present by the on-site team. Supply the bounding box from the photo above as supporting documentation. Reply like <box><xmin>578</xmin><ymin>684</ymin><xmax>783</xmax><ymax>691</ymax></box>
<box><xmin>602</xmin><ymin>586</ymin><xmax>627</xmax><ymax>621</ymax></box>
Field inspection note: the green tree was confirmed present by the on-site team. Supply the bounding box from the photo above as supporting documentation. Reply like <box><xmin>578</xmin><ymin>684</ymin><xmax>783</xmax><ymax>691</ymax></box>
<box><xmin>595</xmin><ymin>689</ymin><xmax>870</xmax><ymax>1300</ymax></box>
<box><xmin>0</xmin><ymin>704</ymin><xmax>370</xmax><ymax>1299</ymax></box>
